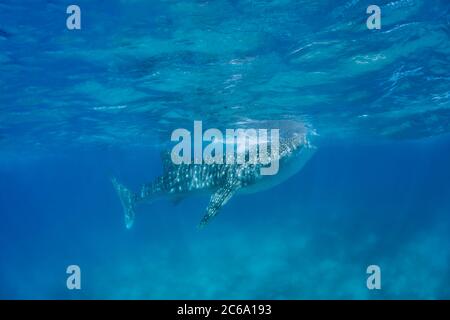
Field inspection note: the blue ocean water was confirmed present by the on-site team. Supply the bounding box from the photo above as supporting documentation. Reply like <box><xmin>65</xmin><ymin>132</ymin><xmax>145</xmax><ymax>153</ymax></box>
<box><xmin>0</xmin><ymin>0</ymin><xmax>449</xmax><ymax>299</ymax></box>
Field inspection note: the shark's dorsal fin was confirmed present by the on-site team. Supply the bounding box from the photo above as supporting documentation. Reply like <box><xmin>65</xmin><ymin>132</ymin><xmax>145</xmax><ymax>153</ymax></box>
<box><xmin>198</xmin><ymin>179</ymin><xmax>240</xmax><ymax>228</ymax></box>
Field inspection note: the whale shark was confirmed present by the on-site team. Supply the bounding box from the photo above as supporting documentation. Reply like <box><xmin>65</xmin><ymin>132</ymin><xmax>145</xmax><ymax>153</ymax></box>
<box><xmin>112</xmin><ymin>122</ymin><xmax>316</xmax><ymax>229</ymax></box>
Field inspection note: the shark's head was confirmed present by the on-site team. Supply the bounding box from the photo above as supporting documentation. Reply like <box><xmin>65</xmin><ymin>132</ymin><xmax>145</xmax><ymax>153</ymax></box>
<box><xmin>277</xmin><ymin>120</ymin><xmax>316</xmax><ymax>174</ymax></box>
<box><xmin>240</xmin><ymin>120</ymin><xmax>317</xmax><ymax>193</ymax></box>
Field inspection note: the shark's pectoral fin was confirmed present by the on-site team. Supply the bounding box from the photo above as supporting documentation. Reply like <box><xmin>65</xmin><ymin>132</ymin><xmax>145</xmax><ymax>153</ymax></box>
<box><xmin>198</xmin><ymin>180</ymin><xmax>240</xmax><ymax>228</ymax></box>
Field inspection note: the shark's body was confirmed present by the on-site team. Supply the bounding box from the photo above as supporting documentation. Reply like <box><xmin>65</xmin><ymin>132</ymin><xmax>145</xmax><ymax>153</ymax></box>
<box><xmin>112</xmin><ymin>126</ymin><xmax>316</xmax><ymax>228</ymax></box>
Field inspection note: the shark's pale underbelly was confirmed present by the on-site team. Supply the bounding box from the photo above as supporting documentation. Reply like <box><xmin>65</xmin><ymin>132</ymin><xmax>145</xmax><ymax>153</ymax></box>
<box><xmin>239</xmin><ymin>145</ymin><xmax>316</xmax><ymax>194</ymax></box>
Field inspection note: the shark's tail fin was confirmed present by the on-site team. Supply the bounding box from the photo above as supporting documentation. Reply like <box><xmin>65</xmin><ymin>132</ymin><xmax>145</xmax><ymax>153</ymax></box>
<box><xmin>111</xmin><ymin>177</ymin><xmax>136</xmax><ymax>229</ymax></box>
